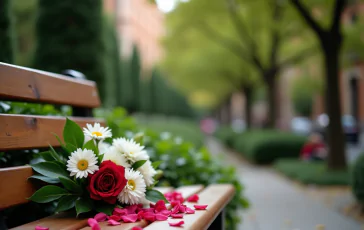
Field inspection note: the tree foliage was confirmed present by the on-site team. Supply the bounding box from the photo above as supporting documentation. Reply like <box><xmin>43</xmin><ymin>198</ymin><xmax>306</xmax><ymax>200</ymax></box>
<box><xmin>33</xmin><ymin>0</ymin><xmax>104</xmax><ymax>100</ymax></box>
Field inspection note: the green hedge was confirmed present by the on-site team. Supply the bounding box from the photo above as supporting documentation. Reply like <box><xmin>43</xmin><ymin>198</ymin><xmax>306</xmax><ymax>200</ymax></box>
<box><xmin>231</xmin><ymin>130</ymin><xmax>306</xmax><ymax>164</ymax></box>
<box><xmin>352</xmin><ymin>154</ymin><xmax>364</xmax><ymax>204</ymax></box>
<box><xmin>214</xmin><ymin>126</ymin><xmax>237</xmax><ymax>147</ymax></box>
<box><xmin>274</xmin><ymin>159</ymin><xmax>349</xmax><ymax>185</ymax></box>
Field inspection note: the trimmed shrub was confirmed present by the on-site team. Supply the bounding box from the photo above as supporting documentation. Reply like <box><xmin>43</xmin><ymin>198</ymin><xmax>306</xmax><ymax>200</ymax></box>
<box><xmin>232</xmin><ymin>130</ymin><xmax>306</xmax><ymax>164</ymax></box>
<box><xmin>214</xmin><ymin>126</ymin><xmax>237</xmax><ymax>147</ymax></box>
<box><xmin>275</xmin><ymin>159</ymin><xmax>349</xmax><ymax>185</ymax></box>
<box><xmin>352</xmin><ymin>154</ymin><xmax>364</xmax><ymax>203</ymax></box>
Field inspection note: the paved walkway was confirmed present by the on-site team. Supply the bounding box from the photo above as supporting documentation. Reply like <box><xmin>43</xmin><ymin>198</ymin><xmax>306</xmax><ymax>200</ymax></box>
<box><xmin>205</xmin><ymin>137</ymin><xmax>361</xmax><ymax>230</ymax></box>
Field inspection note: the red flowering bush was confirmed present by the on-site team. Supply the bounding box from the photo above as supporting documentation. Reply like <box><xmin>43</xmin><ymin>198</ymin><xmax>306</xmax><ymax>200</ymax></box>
<box><xmin>88</xmin><ymin>160</ymin><xmax>127</xmax><ymax>204</ymax></box>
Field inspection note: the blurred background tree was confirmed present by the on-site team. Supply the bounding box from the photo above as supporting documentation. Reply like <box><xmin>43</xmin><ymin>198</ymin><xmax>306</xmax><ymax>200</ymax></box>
<box><xmin>33</xmin><ymin>0</ymin><xmax>105</xmax><ymax>100</ymax></box>
<box><xmin>0</xmin><ymin>0</ymin><xmax>14</xmax><ymax>63</ymax></box>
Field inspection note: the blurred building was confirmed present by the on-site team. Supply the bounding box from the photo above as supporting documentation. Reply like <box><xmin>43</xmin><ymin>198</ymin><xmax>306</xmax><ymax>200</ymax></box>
<box><xmin>103</xmin><ymin>0</ymin><xmax>165</xmax><ymax>71</ymax></box>
<box><xmin>312</xmin><ymin>3</ymin><xmax>364</xmax><ymax>126</ymax></box>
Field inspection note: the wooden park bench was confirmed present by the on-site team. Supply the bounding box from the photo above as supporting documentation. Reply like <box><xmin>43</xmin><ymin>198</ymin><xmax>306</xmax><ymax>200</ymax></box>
<box><xmin>0</xmin><ymin>62</ymin><xmax>235</xmax><ymax>230</ymax></box>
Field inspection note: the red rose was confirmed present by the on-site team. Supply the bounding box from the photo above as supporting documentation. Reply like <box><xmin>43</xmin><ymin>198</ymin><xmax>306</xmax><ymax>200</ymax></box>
<box><xmin>88</xmin><ymin>160</ymin><xmax>127</xmax><ymax>204</ymax></box>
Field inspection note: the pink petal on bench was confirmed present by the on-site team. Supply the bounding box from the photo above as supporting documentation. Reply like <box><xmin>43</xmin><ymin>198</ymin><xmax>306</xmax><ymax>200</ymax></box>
<box><xmin>168</xmin><ymin>220</ymin><xmax>184</xmax><ymax>227</ymax></box>
<box><xmin>155</xmin><ymin>200</ymin><xmax>167</xmax><ymax>212</ymax></box>
<box><xmin>143</xmin><ymin>213</ymin><xmax>156</xmax><ymax>222</ymax></box>
<box><xmin>171</xmin><ymin>213</ymin><xmax>184</xmax><ymax>219</ymax></box>
<box><xmin>125</xmin><ymin>205</ymin><xmax>139</xmax><ymax>214</ymax></box>
<box><xmin>94</xmin><ymin>213</ymin><xmax>107</xmax><ymax>222</ymax></box>
<box><xmin>131</xmin><ymin>227</ymin><xmax>143</xmax><ymax>230</ymax></box>
<box><xmin>159</xmin><ymin>210</ymin><xmax>171</xmax><ymax>216</ymax></box>
<box><xmin>108</xmin><ymin>215</ymin><xmax>122</xmax><ymax>222</ymax></box>
<box><xmin>194</xmin><ymin>205</ymin><xmax>208</xmax><ymax>210</ymax></box>
<box><xmin>187</xmin><ymin>194</ymin><xmax>199</xmax><ymax>202</ymax></box>
<box><xmin>155</xmin><ymin>213</ymin><xmax>169</xmax><ymax>221</ymax></box>
<box><xmin>87</xmin><ymin>218</ymin><xmax>98</xmax><ymax>227</ymax></box>
<box><xmin>113</xmin><ymin>207</ymin><xmax>128</xmax><ymax>216</ymax></box>
<box><xmin>121</xmin><ymin>214</ymin><xmax>138</xmax><ymax>223</ymax></box>
<box><xmin>171</xmin><ymin>201</ymin><xmax>181</xmax><ymax>207</ymax></box>
<box><xmin>179</xmin><ymin>205</ymin><xmax>186</xmax><ymax>213</ymax></box>
<box><xmin>107</xmin><ymin>219</ymin><xmax>121</xmax><ymax>226</ymax></box>
<box><xmin>35</xmin><ymin>226</ymin><xmax>49</xmax><ymax>230</ymax></box>
<box><xmin>142</xmin><ymin>208</ymin><xmax>155</xmax><ymax>213</ymax></box>
<box><xmin>171</xmin><ymin>204</ymin><xmax>180</xmax><ymax>214</ymax></box>
<box><xmin>185</xmin><ymin>207</ymin><xmax>195</xmax><ymax>214</ymax></box>
<box><xmin>92</xmin><ymin>224</ymin><xmax>101</xmax><ymax>230</ymax></box>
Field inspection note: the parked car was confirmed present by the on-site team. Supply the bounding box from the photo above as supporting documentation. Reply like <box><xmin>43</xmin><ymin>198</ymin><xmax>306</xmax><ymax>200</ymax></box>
<box><xmin>290</xmin><ymin>116</ymin><xmax>313</xmax><ymax>136</ymax></box>
<box><xmin>314</xmin><ymin>114</ymin><xmax>359</xmax><ymax>144</ymax></box>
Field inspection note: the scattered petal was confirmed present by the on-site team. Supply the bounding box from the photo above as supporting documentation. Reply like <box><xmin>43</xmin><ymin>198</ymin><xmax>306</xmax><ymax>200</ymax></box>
<box><xmin>108</xmin><ymin>215</ymin><xmax>122</xmax><ymax>222</ymax></box>
<box><xmin>121</xmin><ymin>214</ymin><xmax>138</xmax><ymax>223</ymax></box>
<box><xmin>179</xmin><ymin>205</ymin><xmax>186</xmax><ymax>213</ymax></box>
<box><xmin>107</xmin><ymin>219</ymin><xmax>121</xmax><ymax>226</ymax></box>
<box><xmin>131</xmin><ymin>227</ymin><xmax>143</xmax><ymax>230</ymax></box>
<box><xmin>125</xmin><ymin>205</ymin><xmax>139</xmax><ymax>214</ymax></box>
<box><xmin>185</xmin><ymin>207</ymin><xmax>195</xmax><ymax>214</ymax></box>
<box><xmin>113</xmin><ymin>207</ymin><xmax>128</xmax><ymax>216</ymax></box>
<box><xmin>171</xmin><ymin>201</ymin><xmax>181</xmax><ymax>207</ymax></box>
<box><xmin>171</xmin><ymin>213</ymin><xmax>184</xmax><ymax>219</ymax></box>
<box><xmin>155</xmin><ymin>213</ymin><xmax>169</xmax><ymax>221</ymax></box>
<box><xmin>155</xmin><ymin>200</ymin><xmax>167</xmax><ymax>212</ymax></box>
<box><xmin>35</xmin><ymin>226</ymin><xmax>49</xmax><ymax>230</ymax></box>
<box><xmin>137</xmin><ymin>211</ymin><xmax>145</xmax><ymax>220</ymax></box>
<box><xmin>94</xmin><ymin>213</ymin><xmax>107</xmax><ymax>222</ymax></box>
<box><xmin>169</xmin><ymin>220</ymin><xmax>184</xmax><ymax>227</ymax></box>
<box><xmin>194</xmin><ymin>205</ymin><xmax>208</xmax><ymax>210</ymax></box>
<box><xmin>187</xmin><ymin>194</ymin><xmax>199</xmax><ymax>202</ymax></box>
<box><xmin>88</xmin><ymin>218</ymin><xmax>98</xmax><ymax>227</ymax></box>
<box><xmin>150</xmin><ymin>203</ymin><xmax>155</xmax><ymax>208</ymax></box>
<box><xmin>171</xmin><ymin>204</ymin><xmax>180</xmax><ymax>214</ymax></box>
<box><xmin>143</xmin><ymin>208</ymin><xmax>155</xmax><ymax>213</ymax></box>
<box><xmin>143</xmin><ymin>213</ymin><xmax>156</xmax><ymax>222</ymax></box>
<box><xmin>159</xmin><ymin>210</ymin><xmax>171</xmax><ymax>216</ymax></box>
<box><xmin>91</xmin><ymin>224</ymin><xmax>101</xmax><ymax>230</ymax></box>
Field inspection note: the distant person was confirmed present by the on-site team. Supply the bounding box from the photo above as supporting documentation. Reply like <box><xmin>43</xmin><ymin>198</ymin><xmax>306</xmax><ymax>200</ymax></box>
<box><xmin>300</xmin><ymin>133</ymin><xmax>327</xmax><ymax>161</ymax></box>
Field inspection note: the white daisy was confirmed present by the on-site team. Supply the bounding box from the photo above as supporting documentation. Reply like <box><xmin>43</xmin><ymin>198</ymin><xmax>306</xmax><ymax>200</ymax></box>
<box><xmin>102</xmin><ymin>146</ymin><xmax>130</xmax><ymax>168</ymax></box>
<box><xmin>66</xmin><ymin>148</ymin><xmax>99</xmax><ymax>179</ymax></box>
<box><xmin>118</xmin><ymin>168</ymin><xmax>146</xmax><ymax>205</ymax></box>
<box><xmin>83</xmin><ymin>123</ymin><xmax>112</xmax><ymax>140</ymax></box>
<box><xmin>112</xmin><ymin>137</ymin><xmax>149</xmax><ymax>163</ymax></box>
<box><xmin>98</xmin><ymin>141</ymin><xmax>111</xmax><ymax>155</ymax></box>
<box><xmin>137</xmin><ymin>160</ymin><xmax>157</xmax><ymax>187</ymax></box>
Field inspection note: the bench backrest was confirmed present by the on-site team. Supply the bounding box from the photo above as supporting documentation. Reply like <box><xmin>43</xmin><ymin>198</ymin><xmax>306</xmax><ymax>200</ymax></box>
<box><xmin>0</xmin><ymin>62</ymin><xmax>104</xmax><ymax>210</ymax></box>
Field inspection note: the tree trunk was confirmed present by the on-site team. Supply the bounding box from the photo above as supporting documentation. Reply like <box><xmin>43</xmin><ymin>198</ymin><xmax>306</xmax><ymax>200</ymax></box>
<box><xmin>244</xmin><ymin>87</ymin><xmax>253</xmax><ymax>129</ymax></box>
<box><xmin>265</xmin><ymin>73</ymin><xmax>278</xmax><ymax>128</ymax></box>
<box><xmin>324</xmin><ymin>43</ymin><xmax>347</xmax><ymax>170</ymax></box>
<box><xmin>225</xmin><ymin>96</ymin><xmax>232</xmax><ymax>125</ymax></box>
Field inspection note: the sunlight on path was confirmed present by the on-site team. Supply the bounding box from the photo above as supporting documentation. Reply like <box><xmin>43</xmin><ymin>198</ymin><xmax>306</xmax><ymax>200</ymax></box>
<box><xmin>205</xmin><ymin>137</ymin><xmax>360</xmax><ymax>230</ymax></box>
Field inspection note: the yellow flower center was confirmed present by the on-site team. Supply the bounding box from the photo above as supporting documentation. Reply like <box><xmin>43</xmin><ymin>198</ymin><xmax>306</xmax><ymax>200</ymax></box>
<box><xmin>77</xmin><ymin>159</ymin><xmax>89</xmax><ymax>171</ymax></box>
<box><xmin>92</xmin><ymin>131</ymin><xmax>103</xmax><ymax>137</ymax></box>
<box><xmin>128</xmin><ymin>180</ymin><xmax>136</xmax><ymax>190</ymax></box>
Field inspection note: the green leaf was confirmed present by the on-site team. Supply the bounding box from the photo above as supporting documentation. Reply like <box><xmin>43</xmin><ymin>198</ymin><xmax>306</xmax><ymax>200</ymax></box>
<box><xmin>65</xmin><ymin>142</ymin><xmax>77</xmax><ymax>153</ymax></box>
<box><xmin>132</xmin><ymin>160</ymin><xmax>147</xmax><ymax>170</ymax></box>
<box><xmin>75</xmin><ymin>197</ymin><xmax>93</xmax><ymax>216</ymax></box>
<box><xmin>29</xmin><ymin>185</ymin><xmax>70</xmax><ymax>203</ymax></box>
<box><xmin>83</xmin><ymin>140</ymin><xmax>97</xmax><ymax>152</ymax></box>
<box><xmin>29</xmin><ymin>175</ymin><xmax>60</xmax><ymax>184</ymax></box>
<box><xmin>49</xmin><ymin>144</ymin><xmax>63</xmax><ymax>161</ymax></box>
<box><xmin>63</xmin><ymin>118</ymin><xmax>84</xmax><ymax>149</ymax></box>
<box><xmin>55</xmin><ymin>195</ymin><xmax>78</xmax><ymax>212</ymax></box>
<box><xmin>31</xmin><ymin>162</ymin><xmax>69</xmax><ymax>179</ymax></box>
<box><xmin>152</xmin><ymin>161</ymin><xmax>162</xmax><ymax>169</ymax></box>
<box><xmin>39</xmin><ymin>151</ymin><xmax>56</xmax><ymax>161</ymax></box>
<box><xmin>52</xmin><ymin>133</ymin><xmax>70</xmax><ymax>155</ymax></box>
<box><xmin>95</xmin><ymin>202</ymin><xmax>115</xmax><ymax>216</ymax></box>
<box><xmin>59</xmin><ymin>177</ymin><xmax>83</xmax><ymax>194</ymax></box>
<box><xmin>145</xmin><ymin>189</ymin><xmax>169</xmax><ymax>203</ymax></box>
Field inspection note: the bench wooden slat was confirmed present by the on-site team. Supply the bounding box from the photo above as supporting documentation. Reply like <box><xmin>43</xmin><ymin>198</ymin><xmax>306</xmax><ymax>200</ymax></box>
<box><xmin>144</xmin><ymin>184</ymin><xmax>235</xmax><ymax>230</ymax></box>
<box><xmin>0</xmin><ymin>166</ymin><xmax>35</xmax><ymax>209</ymax></box>
<box><xmin>0</xmin><ymin>62</ymin><xmax>101</xmax><ymax>107</ymax></box>
<box><xmin>0</xmin><ymin>114</ymin><xmax>105</xmax><ymax>151</ymax></box>
<box><xmin>80</xmin><ymin>185</ymin><xmax>204</xmax><ymax>230</ymax></box>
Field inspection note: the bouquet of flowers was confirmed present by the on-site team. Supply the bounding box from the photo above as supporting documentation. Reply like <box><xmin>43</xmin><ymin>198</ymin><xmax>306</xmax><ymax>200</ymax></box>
<box><xmin>29</xmin><ymin>119</ymin><xmax>167</xmax><ymax>216</ymax></box>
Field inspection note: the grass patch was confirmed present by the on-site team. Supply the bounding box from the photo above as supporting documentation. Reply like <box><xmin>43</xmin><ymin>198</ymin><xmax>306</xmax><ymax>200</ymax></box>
<box><xmin>274</xmin><ymin>159</ymin><xmax>349</xmax><ymax>185</ymax></box>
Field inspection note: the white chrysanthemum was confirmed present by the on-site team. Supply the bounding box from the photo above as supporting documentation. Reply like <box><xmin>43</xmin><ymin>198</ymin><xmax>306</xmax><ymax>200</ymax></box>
<box><xmin>112</xmin><ymin>137</ymin><xmax>149</xmax><ymax>163</ymax></box>
<box><xmin>137</xmin><ymin>160</ymin><xmax>157</xmax><ymax>187</ymax></box>
<box><xmin>66</xmin><ymin>149</ymin><xmax>99</xmax><ymax>179</ymax></box>
<box><xmin>118</xmin><ymin>168</ymin><xmax>146</xmax><ymax>205</ymax></box>
<box><xmin>98</xmin><ymin>141</ymin><xmax>111</xmax><ymax>155</ymax></box>
<box><xmin>102</xmin><ymin>146</ymin><xmax>130</xmax><ymax>168</ymax></box>
<box><xmin>83</xmin><ymin>123</ymin><xmax>112</xmax><ymax>140</ymax></box>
